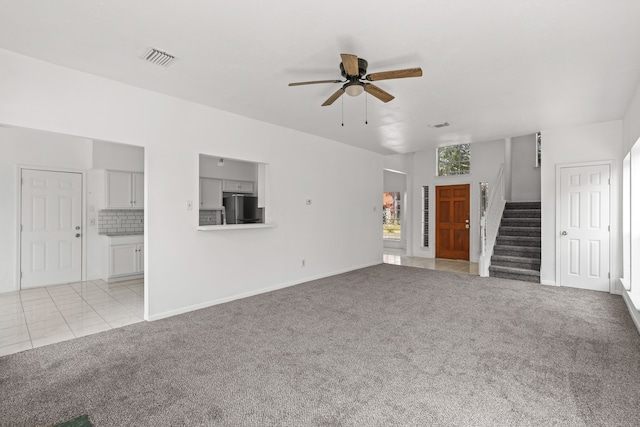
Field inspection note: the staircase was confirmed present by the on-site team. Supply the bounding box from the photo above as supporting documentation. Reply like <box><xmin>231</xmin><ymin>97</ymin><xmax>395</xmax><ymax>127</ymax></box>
<box><xmin>489</xmin><ymin>201</ymin><xmax>541</xmax><ymax>283</ymax></box>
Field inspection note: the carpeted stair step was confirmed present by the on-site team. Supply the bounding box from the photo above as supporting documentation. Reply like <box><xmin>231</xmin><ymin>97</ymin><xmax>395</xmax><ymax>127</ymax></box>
<box><xmin>500</xmin><ymin>218</ymin><xmax>541</xmax><ymax>227</ymax></box>
<box><xmin>493</xmin><ymin>245</ymin><xmax>541</xmax><ymax>258</ymax></box>
<box><xmin>495</xmin><ymin>236</ymin><xmax>541</xmax><ymax>248</ymax></box>
<box><xmin>497</xmin><ymin>226</ymin><xmax>541</xmax><ymax>237</ymax></box>
<box><xmin>489</xmin><ymin>265</ymin><xmax>540</xmax><ymax>283</ymax></box>
<box><xmin>504</xmin><ymin>202</ymin><xmax>541</xmax><ymax>210</ymax></box>
<box><xmin>491</xmin><ymin>255</ymin><xmax>540</xmax><ymax>270</ymax></box>
<box><xmin>502</xmin><ymin>209</ymin><xmax>541</xmax><ymax>219</ymax></box>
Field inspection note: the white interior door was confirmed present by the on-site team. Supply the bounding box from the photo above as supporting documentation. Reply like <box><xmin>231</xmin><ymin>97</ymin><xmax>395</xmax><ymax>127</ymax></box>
<box><xmin>559</xmin><ymin>164</ymin><xmax>610</xmax><ymax>292</ymax></box>
<box><xmin>21</xmin><ymin>169</ymin><xmax>83</xmax><ymax>288</ymax></box>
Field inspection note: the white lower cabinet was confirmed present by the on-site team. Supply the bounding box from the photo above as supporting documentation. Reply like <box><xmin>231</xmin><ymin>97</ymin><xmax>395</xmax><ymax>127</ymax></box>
<box><xmin>107</xmin><ymin>235</ymin><xmax>144</xmax><ymax>281</ymax></box>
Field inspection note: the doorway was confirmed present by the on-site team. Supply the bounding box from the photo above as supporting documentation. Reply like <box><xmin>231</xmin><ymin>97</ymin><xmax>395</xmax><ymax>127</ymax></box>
<box><xmin>558</xmin><ymin>163</ymin><xmax>610</xmax><ymax>292</ymax></box>
<box><xmin>435</xmin><ymin>184</ymin><xmax>470</xmax><ymax>260</ymax></box>
<box><xmin>383</xmin><ymin>170</ymin><xmax>407</xmax><ymax>251</ymax></box>
<box><xmin>20</xmin><ymin>169</ymin><xmax>83</xmax><ymax>289</ymax></box>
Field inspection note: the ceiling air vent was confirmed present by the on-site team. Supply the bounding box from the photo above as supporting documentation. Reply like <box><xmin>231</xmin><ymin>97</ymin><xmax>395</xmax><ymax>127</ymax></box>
<box><xmin>429</xmin><ymin>122</ymin><xmax>450</xmax><ymax>129</ymax></box>
<box><xmin>142</xmin><ymin>48</ymin><xmax>176</xmax><ymax>67</ymax></box>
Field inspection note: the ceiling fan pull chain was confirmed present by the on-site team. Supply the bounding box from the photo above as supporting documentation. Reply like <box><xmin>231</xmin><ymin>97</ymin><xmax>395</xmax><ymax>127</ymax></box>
<box><xmin>365</xmin><ymin>93</ymin><xmax>368</xmax><ymax>125</ymax></box>
<box><xmin>342</xmin><ymin>96</ymin><xmax>344</xmax><ymax>126</ymax></box>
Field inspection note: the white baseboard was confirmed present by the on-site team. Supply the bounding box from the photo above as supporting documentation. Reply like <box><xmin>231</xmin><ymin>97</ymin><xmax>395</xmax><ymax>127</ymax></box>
<box><xmin>621</xmin><ymin>288</ymin><xmax>640</xmax><ymax>336</ymax></box>
<box><xmin>107</xmin><ymin>273</ymin><xmax>143</xmax><ymax>283</ymax></box>
<box><xmin>147</xmin><ymin>261</ymin><xmax>380</xmax><ymax>322</ymax></box>
<box><xmin>540</xmin><ymin>279</ymin><xmax>557</xmax><ymax>286</ymax></box>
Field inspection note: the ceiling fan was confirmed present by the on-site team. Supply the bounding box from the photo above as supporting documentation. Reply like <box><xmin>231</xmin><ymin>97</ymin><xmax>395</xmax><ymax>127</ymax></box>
<box><xmin>288</xmin><ymin>53</ymin><xmax>422</xmax><ymax>106</ymax></box>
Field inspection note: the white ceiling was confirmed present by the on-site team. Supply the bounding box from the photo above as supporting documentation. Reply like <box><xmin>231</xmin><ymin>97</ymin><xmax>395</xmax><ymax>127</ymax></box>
<box><xmin>1</xmin><ymin>0</ymin><xmax>639</xmax><ymax>154</ymax></box>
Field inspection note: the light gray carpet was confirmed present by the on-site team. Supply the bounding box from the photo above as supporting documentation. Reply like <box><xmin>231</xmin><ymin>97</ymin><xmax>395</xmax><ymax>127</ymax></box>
<box><xmin>1</xmin><ymin>264</ymin><xmax>639</xmax><ymax>426</ymax></box>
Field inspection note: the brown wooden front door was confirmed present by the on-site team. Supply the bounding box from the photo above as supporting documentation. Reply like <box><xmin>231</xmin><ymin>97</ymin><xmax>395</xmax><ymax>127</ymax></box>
<box><xmin>435</xmin><ymin>184</ymin><xmax>470</xmax><ymax>260</ymax></box>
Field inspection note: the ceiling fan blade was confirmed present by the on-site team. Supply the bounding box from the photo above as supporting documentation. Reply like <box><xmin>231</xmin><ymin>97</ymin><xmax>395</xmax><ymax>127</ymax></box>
<box><xmin>341</xmin><ymin>53</ymin><xmax>359</xmax><ymax>76</ymax></box>
<box><xmin>288</xmin><ymin>79</ymin><xmax>342</xmax><ymax>87</ymax></box>
<box><xmin>366</xmin><ymin>67</ymin><xmax>423</xmax><ymax>81</ymax></box>
<box><xmin>364</xmin><ymin>84</ymin><xmax>395</xmax><ymax>103</ymax></box>
<box><xmin>322</xmin><ymin>88</ymin><xmax>345</xmax><ymax>106</ymax></box>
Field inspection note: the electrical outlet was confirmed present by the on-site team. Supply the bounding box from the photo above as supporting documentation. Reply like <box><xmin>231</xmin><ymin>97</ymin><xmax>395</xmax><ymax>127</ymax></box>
<box><xmin>301</xmin><ymin>259</ymin><xmax>306</xmax><ymax>267</ymax></box>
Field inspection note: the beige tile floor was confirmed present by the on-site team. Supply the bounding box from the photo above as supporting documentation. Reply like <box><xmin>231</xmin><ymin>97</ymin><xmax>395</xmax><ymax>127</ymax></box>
<box><xmin>0</xmin><ymin>278</ymin><xmax>144</xmax><ymax>357</ymax></box>
<box><xmin>383</xmin><ymin>249</ymin><xmax>479</xmax><ymax>275</ymax></box>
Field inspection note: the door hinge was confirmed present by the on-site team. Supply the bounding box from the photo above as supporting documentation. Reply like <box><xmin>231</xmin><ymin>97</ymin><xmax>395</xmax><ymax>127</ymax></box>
<box><xmin>20</xmin><ymin>224</ymin><xmax>23</xmax><ymax>232</ymax></box>
<box><xmin>608</xmin><ymin>225</ymin><xmax>610</xmax><ymax>232</ymax></box>
<box><xmin>20</xmin><ymin>271</ymin><xmax>22</xmax><ymax>278</ymax></box>
<box><xmin>608</xmin><ymin>272</ymin><xmax>610</xmax><ymax>279</ymax></box>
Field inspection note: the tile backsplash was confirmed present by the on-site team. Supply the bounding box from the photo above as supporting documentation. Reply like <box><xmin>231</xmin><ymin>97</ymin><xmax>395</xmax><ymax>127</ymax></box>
<box><xmin>98</xmin><ymin>210</ymin><xmax>144</xmax><ymax>235</ymax></box>
<box><xmin>199</xmin><ymin>210</ymin><xmax>222</xmax><ymax>226</ymax></box>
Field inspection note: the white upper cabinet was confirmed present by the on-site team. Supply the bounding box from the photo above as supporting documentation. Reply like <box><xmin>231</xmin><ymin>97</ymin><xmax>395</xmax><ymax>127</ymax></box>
<box><xmin>222</xmin><ymin>179</ymin><xmax>254</xmax><ymax>193</ymax></box>
<box><xmin>200</xmin><ymin>178</ymin><xmax>223</xmax><ymax>209</ymax></box>
<box><xmin>106</xmin><ymin>170</ymin><xmax>144</xmax><ymax>209</ymax></box>
<box><xmin>132</xmin><ymin>173</ymin><xmax>144</xmax><ymax>208</ymax></box>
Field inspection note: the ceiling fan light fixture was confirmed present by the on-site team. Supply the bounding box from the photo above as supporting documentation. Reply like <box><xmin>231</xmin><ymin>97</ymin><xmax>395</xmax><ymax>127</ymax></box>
<box><xmin>344</xmin><ymin>82</ymin><xmax>365</xmax><ymax>97</ymax></box>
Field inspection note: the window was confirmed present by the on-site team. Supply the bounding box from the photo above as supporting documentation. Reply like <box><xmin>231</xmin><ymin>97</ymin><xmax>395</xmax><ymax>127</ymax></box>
<box><xmin>383</xmin><ymin>192</ymin><xmax>401</xmax><ymax>240</ymax></box>
<box><xmin>622</xmin><ymin>152</ymin><xmax>630</xmax><ymax>290</ymax></box>
<box><xmin>535</xmin><ymin>132</ymin><xmax>542</xmax><ymax>167</ymax></box>
<box><xmin>422</xmin><ymin>186</ymin><xmax>429</xmax><ymax>247</ymax></box>
<box><xmin>437</xmin><ymin>143</ymin><xmax>470</xmax><ymax>176</ymax></box>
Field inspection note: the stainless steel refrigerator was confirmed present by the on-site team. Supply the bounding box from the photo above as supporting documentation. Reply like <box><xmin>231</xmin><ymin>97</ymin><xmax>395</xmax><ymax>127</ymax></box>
<box><xmin>223</xmin><ymin>195</ymin><xmax>261</xmax><ymax>224</ymax></box>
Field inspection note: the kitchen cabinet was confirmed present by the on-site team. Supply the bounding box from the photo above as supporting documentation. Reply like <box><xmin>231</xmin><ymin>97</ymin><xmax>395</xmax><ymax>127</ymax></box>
<box><xmin>106</xmin><ymin>170</ymin><xmax>144</xmax><ymax>209</ymax></box>
<box><xmin>223</xmin><ymin>179</ymin><xmax>254</xmax><ymax>193</ymax></box>
<box><xmin>107</xmin><ymin>235</ymin><xmax>144</xmax><ymax>281</ymax></box>
<box><xmin>199</xmin><ymin>178</ymin><xmax>223</xmax><ymax>209</ymax></box>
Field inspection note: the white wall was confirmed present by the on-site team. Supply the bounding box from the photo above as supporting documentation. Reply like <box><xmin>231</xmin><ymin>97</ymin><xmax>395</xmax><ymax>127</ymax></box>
<box><xmin>510</xmin><ymin>134</ymin><xmax>541</xmax><ymax>201</ymax></box>
<box><xmin>383</xmin><ymin>170</ymin><xmax>406</xmax><ymax>192</ymax></box>
<box><xmin>539</xmin><ymin>120</ymin><xmax>622</xmax><ymax>286</ymax></box>
<box><xmin>0</xmin><ymin>126</ymin><xmax>93</xmax><ymax>293</ymax></box>
<box><xmin>409</xmin><ymin>139</ymin><xmax>505</xmax><ymax>262</ymax></box>
<box><xmin>199</xmin><ymin>155</ymin><xmax>258</xmax><ymax>182</ymax></box>
<box><xmin>0</xmin><ymin>50</ymin><xmax>383</xmax><ymax>319</ymax></box>
<box><xmin>93</xmin><ymin>140</ymin><xmax>144</xmax><ymax>172</ymax></box>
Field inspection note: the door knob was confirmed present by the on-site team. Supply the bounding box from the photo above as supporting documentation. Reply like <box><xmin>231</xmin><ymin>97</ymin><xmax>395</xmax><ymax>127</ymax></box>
<box><xmin>561</xmin><ymin>231</ymin><xmax>568</xmax><ymax>236</ymax></box>
<box><xmin>465</xmin><ymin>219</ymin><xmax>469</xmax><ymax>223</ymax></box>
<box><xmin>465</xmin><ymin>224</ymin><xmax>470</xmax><ymax>229</ymax></box>
<box><xmin>75</xmin><ymin>226</ymin><xmax>80</xmax><ymax>230</ymax></box>
<box><xmin>75</xmin><ymin>233</ymin><xmax>81</xmax><ymax>238</ymax></box>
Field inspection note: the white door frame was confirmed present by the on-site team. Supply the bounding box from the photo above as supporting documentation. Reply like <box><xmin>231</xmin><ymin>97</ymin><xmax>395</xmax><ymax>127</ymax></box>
<box><xmin>16</xmin><ymin>165</ymin><xmax>88</xmax><ymax>290</ymax></box>
<box><xmin>555</xmin><ymin>160</ymin><xmax>614</xmax><ymax>293</ymax></box>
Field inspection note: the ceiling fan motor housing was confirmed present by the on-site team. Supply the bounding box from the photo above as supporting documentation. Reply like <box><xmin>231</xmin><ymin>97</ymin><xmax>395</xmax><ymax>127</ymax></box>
<box><xmin>340</xmin><ymin>58</ymin><xmax>368</xmax><ymax>78</ymax></box>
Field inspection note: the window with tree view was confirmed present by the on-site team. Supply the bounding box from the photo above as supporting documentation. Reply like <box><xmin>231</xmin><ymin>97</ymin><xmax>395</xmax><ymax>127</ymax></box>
<box><xmin>383</xmin><ymin>192</ymin><xmax>401</xmax><ymax>239</ymax></box>
<box><xmin>438</xmin><ymin>143</ymin><xmax>470</xmax><ymax>176</ymax></box>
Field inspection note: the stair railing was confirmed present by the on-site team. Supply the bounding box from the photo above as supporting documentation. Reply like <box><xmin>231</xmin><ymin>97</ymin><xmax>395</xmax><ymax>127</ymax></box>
<box><xmin>479</xmin><ymin>165</ymin><xmax>506</xmax><ymax>277</ymax></box>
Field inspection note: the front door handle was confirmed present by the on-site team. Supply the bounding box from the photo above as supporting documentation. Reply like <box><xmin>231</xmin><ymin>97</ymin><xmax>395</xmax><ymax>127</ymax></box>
<box><xmin>75</xmin><ymin>233</ymin><xmax>81</xmax><ymax>238</ymax></box>
<box><xmin>561</xmin><ymin>231</ymin><xmax>568</xmax><ymax>236</ymax></box>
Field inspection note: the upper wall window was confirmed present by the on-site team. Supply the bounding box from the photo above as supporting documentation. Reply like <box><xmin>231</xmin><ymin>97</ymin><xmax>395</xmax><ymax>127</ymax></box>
<box><xmin>437</xmin><ymin>143</ymin><xmax>470</xmax><ymax>176</ymax></box>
